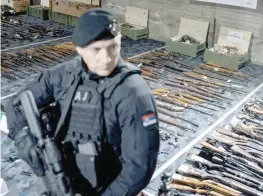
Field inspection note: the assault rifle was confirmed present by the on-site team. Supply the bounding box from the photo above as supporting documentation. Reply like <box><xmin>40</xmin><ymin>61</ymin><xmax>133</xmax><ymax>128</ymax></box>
<box><xmin>14</xmin><ymin>90</ymin><xmax>77</xmax><ymax>196</ymax></box>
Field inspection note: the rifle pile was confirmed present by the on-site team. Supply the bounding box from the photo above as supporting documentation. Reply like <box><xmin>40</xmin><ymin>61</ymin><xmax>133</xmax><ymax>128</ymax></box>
<box><xmin>125</xmin><ymin>50</ymin><xmax>250</xmax><ymax>140</ymax></box>
<box><xmin>158</xmin><ymin>97</ymin><xmax>263</xmax><ymax>196</ymax></box>
<box><xmin>1</xmin><ymin>42</ymin><xmax>76</xmax><ymax>84</ymax></box>
<box><xmin>1</xmin><ymin>5</ymin><xmax>16</xmax><ymax>16</ymax></box>
<box><xmin>127</xmin><ymin>50</ymin><xmax>249</xmax><ymax>93</ymax></box>
<box><xmin>1</xmin><ymin>9</ymin><xmax>71</xmax><ymax>49</ymax></box>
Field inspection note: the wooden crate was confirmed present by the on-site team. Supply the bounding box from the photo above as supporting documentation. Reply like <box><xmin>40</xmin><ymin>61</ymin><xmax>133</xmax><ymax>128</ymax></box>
<box><xmin>1</xmin><ymin>0</ymin><xmax>30</xmax><ymax>12</ymax></box>
<box><xmin>51</xmin><ymin>0</ymin><xmax>100</xmax><ymax>17</ymax></box>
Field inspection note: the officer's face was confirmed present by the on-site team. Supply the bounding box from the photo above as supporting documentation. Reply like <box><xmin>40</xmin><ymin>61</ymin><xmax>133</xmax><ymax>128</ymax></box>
<box><xmin>76</xmin><ymin>34</ymin><xmax>121</xmax><ymax>76</ymax></box>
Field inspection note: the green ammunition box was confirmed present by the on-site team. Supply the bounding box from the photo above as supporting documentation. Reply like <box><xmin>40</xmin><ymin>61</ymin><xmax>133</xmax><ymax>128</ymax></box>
<box><xmin>49</xmin><ymin>11</ymin><xmax>68</xmax><ymax>25</ymax></box>
<box><xmin>204</xmin><ymin>49</ymin><xmax>250</xmax><ymax>71</ymax></box>
<box><xmin>165</xmin><ymin>17</ymin><xmax>209</xmax><ymax>57</ymax></box>
<box><xmin>203</xmin><ymin>26</ymin><xmax>252</xmax><ymax>70</ymax></box>
<box><xmin>121</xmin><ymin>6</ymin><xmax>149</xmax><ymax>40</ymax></box>
<box><xmin>121</xmin><ymin>25</ymin><xmax>149</xmax><ymax>40</ymax></box>
<box><xmin>26</xmin><ymin>5</ymin><xmax>49</xmax><ymax>20</ymax></box>
<box><xmin>68</xmin><ymin>15</ymin><xmax>79</xmax><ymax>26</ymax></box>
<box><xmin>166</xmin><ymin>39</ymin><xmax>206</xmax><ymax>57</ymax></box>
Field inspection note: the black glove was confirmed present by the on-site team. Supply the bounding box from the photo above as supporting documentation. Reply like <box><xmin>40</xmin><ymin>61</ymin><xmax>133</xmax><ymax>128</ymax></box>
<box><xmin>14</xmin><ymin>126</ymin><xmax>45</xmax><ymax>176</ymax></box>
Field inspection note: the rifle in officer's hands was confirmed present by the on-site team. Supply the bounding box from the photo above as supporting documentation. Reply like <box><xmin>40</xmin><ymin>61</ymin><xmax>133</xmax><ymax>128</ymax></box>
<box><xmin>13</xmin><ymin>90</ymin><xmax>77</xmax><ymax>196</ymax></box>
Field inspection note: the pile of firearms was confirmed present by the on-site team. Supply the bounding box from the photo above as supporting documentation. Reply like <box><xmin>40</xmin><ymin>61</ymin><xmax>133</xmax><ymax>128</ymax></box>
<box><xmin>1</xmin><ymin>5</ymin><xmax>16</xmax><ymax>16</ymax></box>
<box><xmin>1</xmin><ymin>42</ymin><xmax>76</xmax><ymax>83</ymax></box>
<box><xmin>1</xmin><ymin>8</ymin><xmax>70</xmax><ymax>49</ymax></box>
<box><xmin>158</xmin><ymin>98</ymin><xmax>263</xmax><ymax>196</ymax></box>
<box><xmin>126</xmin><ymin>50</ymin><xmax>250</xmax><ymax>135</ymax></box>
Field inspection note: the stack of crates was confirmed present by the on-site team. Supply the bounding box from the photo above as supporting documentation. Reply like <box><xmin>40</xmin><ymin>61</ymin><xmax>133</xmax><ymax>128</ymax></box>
<box><xmin>26</xmin><ymin>5</ymin><xmax>49</xmax><ymax>20</ymax></box>
<box><xmin>26</xmin><ymin>0</ymin><xmax>101</xmax><ymax>26</ymax></box>
<box><xmin>2</xmin><ymin>0</ymin><xmax>30</xmax><ymax>13</ymax></box>
<box><xmin>48</xmin><ymin>0</ymin><xmax>101</xmax><ymax>26</ymax></box>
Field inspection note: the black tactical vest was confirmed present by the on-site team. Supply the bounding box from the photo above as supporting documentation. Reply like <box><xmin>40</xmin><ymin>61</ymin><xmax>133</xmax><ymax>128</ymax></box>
<box><xmin>59</xmin><ymin>60</ymin><xmax>140</xmax><ymax>194</ymax></box>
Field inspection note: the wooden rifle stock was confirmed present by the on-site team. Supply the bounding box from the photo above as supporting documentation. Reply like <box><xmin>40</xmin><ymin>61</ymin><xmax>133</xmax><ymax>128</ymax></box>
<box><xmin>171</xmin><ymin>174</ymin><xmax>241</xmax><ymax>196</ymax></box>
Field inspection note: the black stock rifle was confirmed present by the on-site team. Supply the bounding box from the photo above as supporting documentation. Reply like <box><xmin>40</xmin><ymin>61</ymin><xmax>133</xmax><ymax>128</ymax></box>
<box><xmin>13</xmin><ymin>90</ymin><xmax>77</xmax><ymax>196</ymax></box>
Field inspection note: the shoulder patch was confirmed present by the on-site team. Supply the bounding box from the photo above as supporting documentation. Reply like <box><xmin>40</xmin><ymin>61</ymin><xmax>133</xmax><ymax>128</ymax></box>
<box><xmin>142</xmin><ymin>112</ymin><xmax>157</xmax><ymax>127</ymax></box>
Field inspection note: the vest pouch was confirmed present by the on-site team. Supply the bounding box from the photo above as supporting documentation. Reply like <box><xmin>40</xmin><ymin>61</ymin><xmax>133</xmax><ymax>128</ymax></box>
<box><xmin>75</xmin><ymin>141</ymin><xmax>100</xmax><ymax>188</ymax></box>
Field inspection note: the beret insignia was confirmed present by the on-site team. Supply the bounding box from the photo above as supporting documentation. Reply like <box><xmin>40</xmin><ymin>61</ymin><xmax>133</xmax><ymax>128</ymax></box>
<box><xmin>109</xmin><ymin>19</ymin><xmax>119</xmax><ymax>36</ymax></box>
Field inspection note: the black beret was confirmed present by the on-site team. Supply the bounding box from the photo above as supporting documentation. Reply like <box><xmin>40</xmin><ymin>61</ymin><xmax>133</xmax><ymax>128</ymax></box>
<box><xmin>72</xmin><ymin>8</ymin><xmax>120</xmax><ymax>47</ymax></box>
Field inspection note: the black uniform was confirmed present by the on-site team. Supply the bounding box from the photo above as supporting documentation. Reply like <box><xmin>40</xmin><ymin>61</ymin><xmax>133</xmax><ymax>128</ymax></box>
<box><xmin>6</xmin><ymin>9</ymin><xmax>160</xmax><ymax>196</ymax></box>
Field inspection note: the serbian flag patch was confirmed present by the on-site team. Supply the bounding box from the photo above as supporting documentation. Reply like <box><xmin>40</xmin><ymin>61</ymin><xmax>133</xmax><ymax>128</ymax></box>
<box><xmin>141</xmin><ymin>113</ymin><xmax>157</xmax><ymax>127</ymax></box>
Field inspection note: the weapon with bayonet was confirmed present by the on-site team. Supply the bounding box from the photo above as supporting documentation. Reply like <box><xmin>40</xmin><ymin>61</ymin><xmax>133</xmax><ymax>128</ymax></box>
<box><xmin>13</xmin><ymin>90</ymin><xmax>78</xmax><ymax>196</ymax></box>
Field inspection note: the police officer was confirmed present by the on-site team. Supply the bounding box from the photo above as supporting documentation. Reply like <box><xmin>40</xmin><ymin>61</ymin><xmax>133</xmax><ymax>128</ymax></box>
<box><xmin>6</xmin><ymin>9</ymin><xmax>160</xmax><ymax>196</ymax></box>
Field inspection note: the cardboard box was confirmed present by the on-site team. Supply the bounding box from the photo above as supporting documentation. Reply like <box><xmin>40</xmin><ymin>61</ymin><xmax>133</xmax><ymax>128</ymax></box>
<box><xmin>1</xmin><ymin>0</ymin><xmax>30</xmax><ymax>12</ymax></box>
<box><xmin>204</xmin><ymin>26</ymin><xmax>252</xmax><ymax>70</ymax></box>
<box><xmin>120</xmin><ymin>6</ymin><xmax>149</xmax><ymax>40</ymax></box>
<box><xmin>165</xmin><ymin>17</ymin><xmax>209</xmax><ymax>57</ymax></box>
<box><xmin>51</xmin><ymin>0</ymin><xmax>100</xmax><ymax>17</ymax></box>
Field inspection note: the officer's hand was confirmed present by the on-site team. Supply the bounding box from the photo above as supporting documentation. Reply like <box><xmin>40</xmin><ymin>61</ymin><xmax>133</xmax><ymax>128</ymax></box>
<box><xmin>14</xmin><ymin>126</ymin><xmax>44</xmax><ymax>176</ymax></box>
